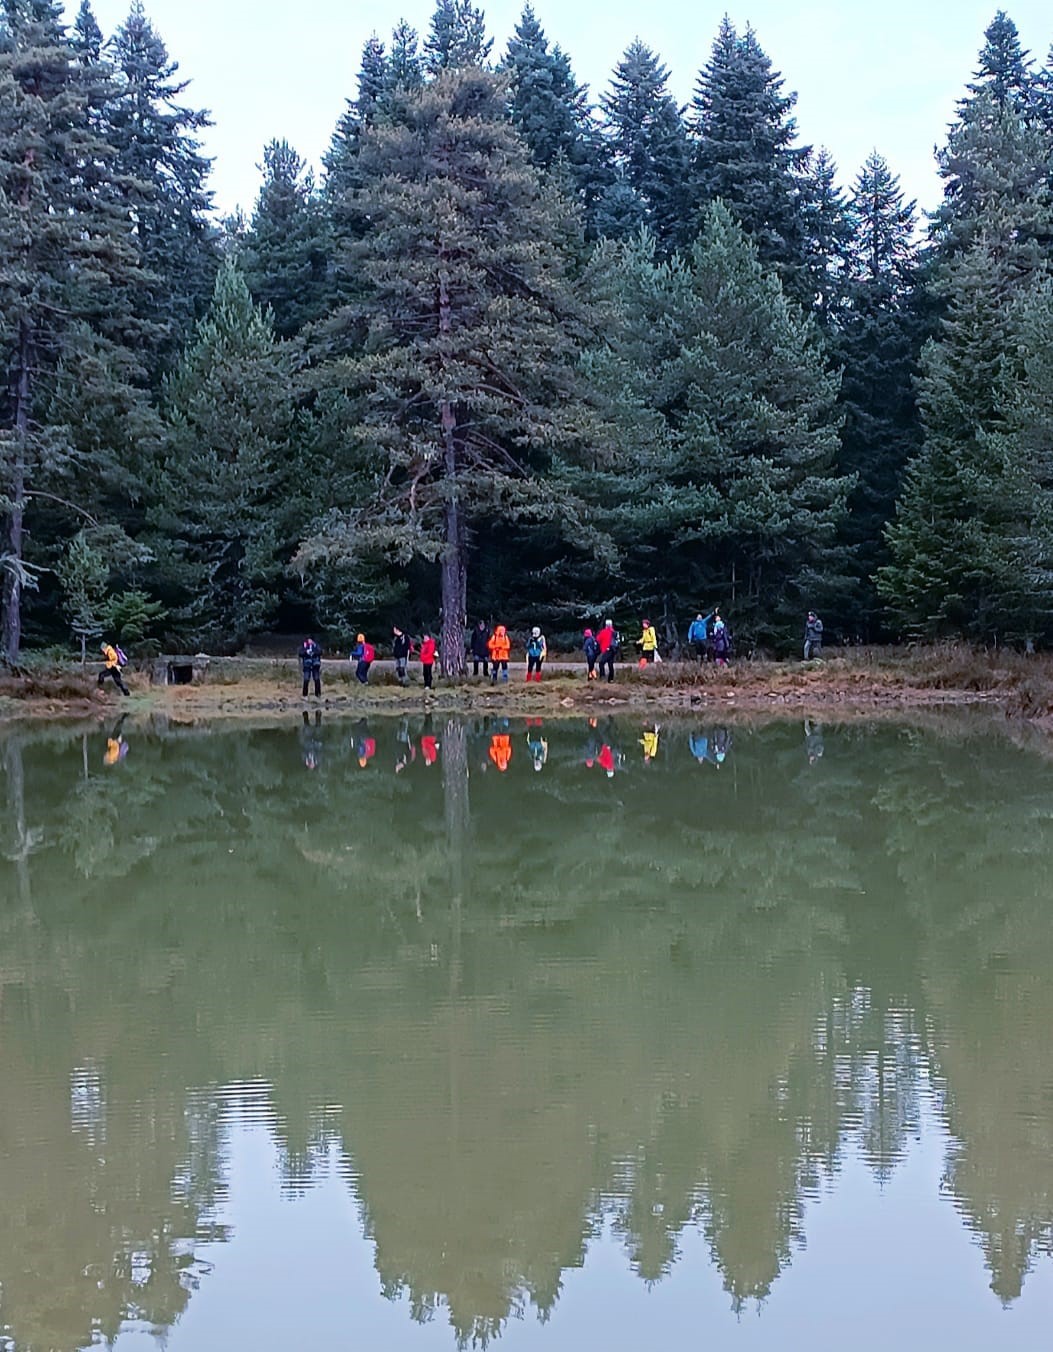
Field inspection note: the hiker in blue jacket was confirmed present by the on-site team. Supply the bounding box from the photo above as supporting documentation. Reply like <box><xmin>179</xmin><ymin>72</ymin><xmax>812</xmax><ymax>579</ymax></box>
<box><xmin>687</xmin><ymin>612</ymin><xmax>714</xmax><ymax>663</ymax></box>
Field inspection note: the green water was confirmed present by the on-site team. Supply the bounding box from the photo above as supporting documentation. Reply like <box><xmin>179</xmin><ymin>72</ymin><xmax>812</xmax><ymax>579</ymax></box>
<box><xmin>1</xmin><ymin>713</ymin><xmax>1052</xmax><ymax>1351</ymax></box>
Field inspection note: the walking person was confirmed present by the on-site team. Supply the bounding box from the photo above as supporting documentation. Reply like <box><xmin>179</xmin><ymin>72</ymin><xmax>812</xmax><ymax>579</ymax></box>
<box><xmin>525</xmin><ymin>626</ymin><xmax>547</xmax><ymax>682</ymax></box>
<box><xmin>299</xmin><ymin>635</ymin><xmax>322</xmax><ymax>697</ymax></box>
<box><xmin>470</xmin><ymin>620</ymin><xmax>490</xmax><ymax>678</ymax></box>
<box><xmin>97</xmin><ymin>641</ymin><xmax>131</xmax><ymax>697</ymax></box>
<box><xmin>392</xmin><ymin>627</ymin><xmax>412</xmax><ymax>685</ymax></box>
<box><xmin>687</xmin><ymin>612</ymin><xmax>713</xmax><ymax>663</ymax></box>
<box><xmin>637</xmin><ymin>618</ymin><xmax>658</xmax><ymax>668</ymax></box>
<box><xmin>420</xmin><ymin>632</ymin><xmax>437</xmax><ymax>690</ymax></box>
<box><xmin>488</xmin><ymin>624</ymin><xmax>510</xmax><ymax>683</ymax></box>
<box><xmin>596</xmin><ymin>619</ymin><xmax>618</xmax><ymax>683</ymax></box>
<box><xmin>804</xmin><ymin>611</ymin><xmax>824</xmax><ymax>661</ymax></box>
<box><xmin>582</xmin><ymin>628</ymin><xmax>600</xmax><ymax>680</ymax></box>
<box><xmin>350</xmin><ymin>633</ymin><xmax>375</xmax><ymax>683</ymax></box>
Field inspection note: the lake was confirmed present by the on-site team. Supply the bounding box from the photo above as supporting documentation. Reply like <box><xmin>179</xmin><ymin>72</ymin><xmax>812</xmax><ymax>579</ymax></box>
<box><xmin>1</xmin><ymin>713</ymin><xmax>1052</xmax><ymax>1351</ymax></box>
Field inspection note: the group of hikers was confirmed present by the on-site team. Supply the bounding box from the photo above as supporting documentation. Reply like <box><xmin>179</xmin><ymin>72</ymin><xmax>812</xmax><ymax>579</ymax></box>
<box><xmin>294</xmin><ymin>610</ymin><xmax>825</xmax><ymax>697</ymax></box>
<box><xmin>92</xmin><ymin>610</ymin><xmax>825</xmax><ymax>700</ymax></box>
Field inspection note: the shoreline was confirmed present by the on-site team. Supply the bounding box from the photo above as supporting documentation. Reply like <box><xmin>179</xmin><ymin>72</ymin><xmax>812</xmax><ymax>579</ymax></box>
<box><xmin>0</xmin><ymin>652</ymin><xmax>1028</xmax><ymax>726</ymax></box>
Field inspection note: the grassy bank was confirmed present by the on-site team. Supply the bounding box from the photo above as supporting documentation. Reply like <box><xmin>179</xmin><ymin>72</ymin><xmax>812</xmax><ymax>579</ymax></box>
<box><xmin>2</xmin><ymin>644</ymin><xmax>1049</xmax><ymax>724</ymax></box>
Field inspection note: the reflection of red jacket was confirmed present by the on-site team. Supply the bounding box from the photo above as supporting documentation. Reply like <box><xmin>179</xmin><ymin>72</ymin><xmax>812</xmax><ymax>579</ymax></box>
<box><xmin>598</xmin><ymin>744</ymin><xmax>615</xmax><ymax>774</ymax></box>
<box><xmin>597</xmin><ymin>625</ymin><xmax>616</xmax><ymax>654</ymax></box>
<box><xmin>421</xmin><ymin>735</ymin><xmax>439</xmax><ymax>766</ymax></box>
<box><xmin>420</xmin><ymin>637</ymin><xmax>437</xmax><ymax>664</ymax></box>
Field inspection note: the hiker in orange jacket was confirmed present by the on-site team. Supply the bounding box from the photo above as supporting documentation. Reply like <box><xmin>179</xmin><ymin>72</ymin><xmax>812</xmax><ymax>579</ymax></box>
<box><xmin>487</xmin><ymin>625</ymin><xmax>510</xmax><ymax>684</ymax></box>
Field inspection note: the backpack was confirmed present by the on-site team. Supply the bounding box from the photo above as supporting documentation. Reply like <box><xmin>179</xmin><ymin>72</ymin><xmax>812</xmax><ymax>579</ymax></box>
<box><xmin>115</xmin><ymin>645</ymin><xmax>129</xmax><ymax>668</ymax></box>
<box><xmin>362</xmin><ymin>642</ymin><xmax>376</xmax><ymax>663</ymax></box>
<box><xmin>584</xmin><ymin>636</ymin><xmax>599</xmax><ymax>661</ymax></box>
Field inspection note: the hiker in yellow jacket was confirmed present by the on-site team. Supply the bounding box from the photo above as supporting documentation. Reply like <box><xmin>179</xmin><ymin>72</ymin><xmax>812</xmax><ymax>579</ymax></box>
<box><xmin>637</xmin><ymin>619</ymin><xmax>658</xmax><ymax>669</ymax></box>
<box><xmin>98</xmin><ymin>642</ymin><xmax>130</xmax><ymax>696</ymax></box>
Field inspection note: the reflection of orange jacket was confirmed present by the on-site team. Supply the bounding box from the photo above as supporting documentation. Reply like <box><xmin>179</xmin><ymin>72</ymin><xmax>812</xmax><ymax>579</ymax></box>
<box><xmin>488</xmin><ymin>626</ymin><xmax>510</xmax><ymax>661</ymax></box>
<box><xmin>489</xmin><ymin>734</ymin><xmax>512</xmax><ymax>772</ymax></box>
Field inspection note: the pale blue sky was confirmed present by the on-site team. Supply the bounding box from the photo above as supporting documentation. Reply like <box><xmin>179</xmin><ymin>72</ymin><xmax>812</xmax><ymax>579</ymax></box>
<box><xmin>78</xmin><ymin>0</ymin><xmax>1052</xmax><ymax>218</ymax></box>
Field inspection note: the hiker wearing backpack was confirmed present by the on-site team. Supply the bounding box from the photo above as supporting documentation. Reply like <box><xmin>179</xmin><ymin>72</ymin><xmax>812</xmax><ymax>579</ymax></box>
<box><xmin>525</xmin><ymin>626</ymin><xmax>547</xmax><ymax>681</ymax></box>
<box><xmin>98</xmin><ymin>642</ymin><xmax>131</xmax><ymax>697</ymax></box>
<box><xmin>687</xmin><ymin>612</ymin><xmax>714</xmax><ymax>663</ymax></box>
<box><xmin>470</xmin><ymin>620</ymin><xmax>491</xmax><ymax>677</ymax></box>
<box><xmin>351</xmin><ymin>633</ymin><xmax>375</xmax><ymax>684</ymax></box>
<box><xmin>711</xmin><ymin>617</ymin><xmax>731</xmax><ymax>667</ymax></box>
<box><xmin>299</xmin><ymin>636</ymin><xmax>322</xmax><ymax>697</ymax></box>
<box><xmin>804</xmin><ymin>611</ymin><xmax>824</xmax><ymax>660</ymax></box>
<box><xmin>392</xmin><ymin>627</ymin><xmax>412</xmax><ymax>685</ymax></box>
<box><xmin>596</xmin><ymin>619</ymin><xmax>618</xmax><ymax>683</ymax></box>
<box><xmin>582</xmin><ymin>628</ymin><xmax>600</xmax><ymax>680</ymax></box>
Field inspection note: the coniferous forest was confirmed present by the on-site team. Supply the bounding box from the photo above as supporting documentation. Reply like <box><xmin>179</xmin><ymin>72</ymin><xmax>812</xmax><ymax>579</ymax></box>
<box><xmin>3</xmin><ymin>0</ymin><xmax>1053</xmax><ymax>668</ymax></box>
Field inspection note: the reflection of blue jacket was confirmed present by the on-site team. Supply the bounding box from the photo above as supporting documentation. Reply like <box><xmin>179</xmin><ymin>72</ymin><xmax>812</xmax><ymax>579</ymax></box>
<box><xmin>689</xmin><ymin>732</ymin><xmax>709</xmax><ymax>761</ymax></box>
<box><xmin>688</xmin><ymin>613</ymin><xmax>713</xmax><ymax>644</ymax></box>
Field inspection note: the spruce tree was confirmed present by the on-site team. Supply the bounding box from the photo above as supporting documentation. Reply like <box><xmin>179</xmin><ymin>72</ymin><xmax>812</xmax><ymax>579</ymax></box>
<box><xmin>152</xmin><ymin>262</ymin><xmax>301</xmax><ymax>648</ymax></box>
<box><xmin>503</xmin><ymin>6</ymin><xmax>605</xmax><ymax>237</ymax></box>
<box><xmin>600</xmin><ymin>40</ymin><xmax>690</xmax><ymax>250</ymax></box>
<box><xmin>105</xmin><ymin>0</ymin><xmax>216</xmax><ymax>367</ymax></box>
<box><xmin>877</xmin><ymin>241</ymin><xmax>1053</xmax><ymax>642</ymax></box>
<box><xmin>423</xmin><ymin>0</ymin><xmax>492</xmax><ymax>74</ymax></box>
<box><xmin>240</xmin><ymin>139</ymin><xmax>328</xmax><ymax>339</ymax></box>
<box><xmin>835</xmin><ymin>152</ymin><xmax>922</xmax><ymax>636</ymax></box>
<box><xmin>0</xmin><ymin>0</ymin><xmax>144</xmax><ymax>661</ymax></box>
<box><xmin>690</xmin><ymin>18</ymin><xmax>811</xmax><ymax>300</ymax></box>
<box><xmin>800</xmin><ymin>147</ymin><xmax>853</xmax><ymax>322</ymax></box>
<box><xmin>580</xmin><ymin>205</ymin><xmax>848</xmax><ymax>643</ymax></box>
<box><xmin>387</xmin><ymin>20</ymin><xmax>423</xmax><ymax>94</ymax></box>
<box><xmin>967</xmin><ymin>10</ymin><xmax>1034</xmax><ymax>109</ymax></box>
<box><xmin>298</xmin><ymin>69</ymin><xmax>593</xmax><ymax>674</ymax></box>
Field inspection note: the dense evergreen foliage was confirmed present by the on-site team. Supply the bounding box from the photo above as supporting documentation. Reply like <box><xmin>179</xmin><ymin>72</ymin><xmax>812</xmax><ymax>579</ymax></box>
<box><xmin>4</xmin><ymin>3</ymin><xmax>1053</xmax><ymax>663</ymax></box>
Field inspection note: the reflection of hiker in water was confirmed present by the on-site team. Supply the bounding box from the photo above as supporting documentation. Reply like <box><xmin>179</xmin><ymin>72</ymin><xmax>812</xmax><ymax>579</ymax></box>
<box><xmin>689</xmin><ymin>730</ymin><xmax>709</xmax><ymax>765</ymax></box>
<box><xmin>353</xmin><ymin>720</ymin><xmax>376</xmax><ymax>768</ymax></box>
<box><xmin>489</xmin><ymin>731</ymin><xmax>513</xmax><ymax>771</ymax></box>
<box><xmin>805</xmin><ymin>719</ymin><xmax>825</xmax><ymax>765</ymax></box>
<box><xmin>103</xmin><ymin>714</ymin><xmax>129</xmax><ymax>767</ymax></box>
<box><xmin>525</xmin><ymin>720</ymin><xmax>548</xmax><ymax>771</ymax></box>
<box><xmin>712</xmin><ymin>728</ymin><xmax>731</xmax><ymax>768</ymax></box>
<box><xmin>640</xmin><ymin>723</ymin><xmax>660</xmax><ymax>763</ymax></box>
<box><xmin>300</xmin><ymin>710</ymin><xmax>323</xmax><ymax>771</ymax></box>
<box><xmin>395</xmin><ymin>719</ymin><xmax>416</xmax><ymax>774</ymax></box>
<box><xmin>421</xmin><ymin>715</ymin><xmax>440</xmax><ymax>767</ymax></box>
<box><xmin>583</xmin><ymin>717</ymin><xmax>601</xmax><ymax>767</ymax></box>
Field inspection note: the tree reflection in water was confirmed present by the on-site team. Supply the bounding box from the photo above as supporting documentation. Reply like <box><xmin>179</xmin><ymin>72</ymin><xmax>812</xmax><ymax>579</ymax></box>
<box><xmin>0</xmin><ymin>716</ymin><xmax>1052</xmax><ymax>1348</ymax></box>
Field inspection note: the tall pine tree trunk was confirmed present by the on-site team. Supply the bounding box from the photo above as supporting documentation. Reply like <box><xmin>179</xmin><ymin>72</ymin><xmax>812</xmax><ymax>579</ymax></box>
<box><xmin>438</xmin><ymin>263</ymin><xmax>466</xmax><ymax>677</ymax></box>
<box><xmin>1</xmin><ymin>320</ymin><xmax>30</xmax><ymax>665</ymax></box>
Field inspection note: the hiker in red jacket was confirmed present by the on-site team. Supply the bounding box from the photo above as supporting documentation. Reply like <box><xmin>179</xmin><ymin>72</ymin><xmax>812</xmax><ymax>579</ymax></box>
<box><xmin>596</xmin><ymin>619</ymin><xmax>618</xmax><ymax>684</ymax></box>
<box><xmin>419</xmin><ymin>633</ymin><xmax>437</xmax><ymax>690</ymax></box>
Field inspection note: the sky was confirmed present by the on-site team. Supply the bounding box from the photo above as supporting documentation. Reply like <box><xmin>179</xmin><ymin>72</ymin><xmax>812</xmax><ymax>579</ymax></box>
<box><xmin>76</xmin><ymin>0</ymin><xmax>1053</xmax><ymax>219</ymax></box>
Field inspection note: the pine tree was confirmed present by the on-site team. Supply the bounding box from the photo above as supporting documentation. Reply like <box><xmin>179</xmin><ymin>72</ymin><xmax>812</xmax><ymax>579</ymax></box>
<box><xmin>690</xmin><ymin>18</ymin><xmax>811</xmax><ymax>299</ymax></box>
<box><xmin>298</xmin><ymin>69</ymin><xmax>594</xmax><ymax>674</ymax></box>
<box><xmin>240</xmin><ymin>139</ymin><xmax>328</xmax><ymax>339</ymax></box>
<box><xmin>600</xmin><ymin>40</ymin><xmax>690</xmax><ymax>250</ymax></box>
<box><xmin>106</xmin><ymin>0</ymin><xmax>217</xmax><ymax>367</ymax></box>
<box><xmin>0</xmin><ymin>0</ymin><xmax>144</xmax><ymax>662</ymax></box>
<box><xmin>423</xmin><ymin>0</ymin><xmax>492</xmax><ymax>75</ymax></box>
<box><xmin>152</xmin><ymin>262</ymin><xmax>301</xmax><ymax>648</ymax></box>
<box><xmin>834</xmin><ymin>152</ymin><xmax>922</xmax><ymax>636</ymax></box>
<box><xmin>71</xmin><ymin>0</ymin><xmax>102</xmax><ymax>62</ymax></box>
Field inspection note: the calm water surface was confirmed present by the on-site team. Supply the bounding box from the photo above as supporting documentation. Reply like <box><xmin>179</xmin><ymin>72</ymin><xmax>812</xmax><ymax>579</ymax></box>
<box><xmin>1</xmin><ymin>713</ymin><xmax>1052</xmax><ymax>1351</ymax></box>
